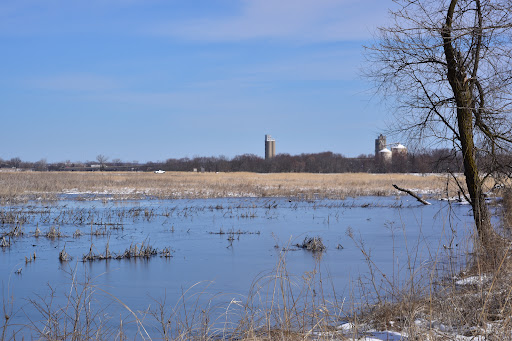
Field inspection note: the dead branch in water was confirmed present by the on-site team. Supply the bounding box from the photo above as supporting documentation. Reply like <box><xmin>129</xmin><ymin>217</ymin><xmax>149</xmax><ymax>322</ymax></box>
<box><xmin>392</xmin><ymin>184</ymin><xmax>431</xmax><ymax>205</ymax></box>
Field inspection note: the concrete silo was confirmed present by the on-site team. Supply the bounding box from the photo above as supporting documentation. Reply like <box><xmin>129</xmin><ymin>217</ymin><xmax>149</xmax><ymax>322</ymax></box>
<box><xmin>265</xmin><ymin>135</ymin><xmax>276</xmax><ymax>160</ymax></box>
<box><xmin>379</xmin><ymin>148</ymin><xmax>392</xmax><ymax>162</ymax></box>
<box><xmin>375</xmin><ymin>134</ymin><xmax>387</xmax><ymax>156</ymax></box>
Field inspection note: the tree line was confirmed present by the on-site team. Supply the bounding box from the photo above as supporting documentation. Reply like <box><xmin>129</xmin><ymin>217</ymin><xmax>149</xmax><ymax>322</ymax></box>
<box><xmin>0</xmin><ymin>149</ymin><xmax>474</xmax><ymax>174</ymax></box>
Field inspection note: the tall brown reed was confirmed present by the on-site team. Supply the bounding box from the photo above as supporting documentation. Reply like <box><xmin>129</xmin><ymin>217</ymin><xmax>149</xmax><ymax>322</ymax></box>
<box><xmin>0</xmin><ymin>171</ymin><xmax>456</xmax><ymax>202</ymax></box>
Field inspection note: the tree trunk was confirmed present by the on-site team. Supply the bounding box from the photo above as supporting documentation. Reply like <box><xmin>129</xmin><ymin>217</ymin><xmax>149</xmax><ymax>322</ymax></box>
<box><xmin>442</xmin><ymin>0</ymin><xmax>497</xmax><ymax>252</ymax></box>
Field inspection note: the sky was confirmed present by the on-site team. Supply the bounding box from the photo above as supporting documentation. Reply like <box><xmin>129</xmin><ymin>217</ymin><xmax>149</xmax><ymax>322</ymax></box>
<box><xmin>0</xmin><ymin>0</ymin><xmax>396</xmax><ymax>163</ymax></box>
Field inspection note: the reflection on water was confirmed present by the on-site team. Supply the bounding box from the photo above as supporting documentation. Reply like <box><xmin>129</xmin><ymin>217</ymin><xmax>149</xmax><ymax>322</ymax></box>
<box><xmin>0</xmin><ymin>196</ymin><xmax>474</xmax><ymax>336</ymax></box>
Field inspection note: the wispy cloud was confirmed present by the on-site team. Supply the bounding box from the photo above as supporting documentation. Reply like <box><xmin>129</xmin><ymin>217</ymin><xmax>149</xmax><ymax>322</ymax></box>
<box><xmin>150</xmin><ymin>0</ymin><xmax>389</xmax><ymax>42</ymax></box>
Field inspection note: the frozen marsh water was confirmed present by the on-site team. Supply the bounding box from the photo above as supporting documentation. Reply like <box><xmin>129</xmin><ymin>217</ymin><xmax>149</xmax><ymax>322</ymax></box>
<box><xmin>0</xmin><ymin>196</ymin><xmax>475</xmax><ymax>337</ymax></box>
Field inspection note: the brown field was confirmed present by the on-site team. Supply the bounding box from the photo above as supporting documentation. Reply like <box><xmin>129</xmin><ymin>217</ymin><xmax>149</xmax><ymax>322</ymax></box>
<box><xmin>0</xmin><ymin>171</ymin><xmax>473</xmax><ymax>201</ymax></box>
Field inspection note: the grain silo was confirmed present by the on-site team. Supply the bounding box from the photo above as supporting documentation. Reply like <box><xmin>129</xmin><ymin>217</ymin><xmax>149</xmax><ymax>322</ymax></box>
<box><xmin>379</xmin><ymin>148</ymin><xmax>392</xmax><ymax>162</ymax></box>
<box><xmin>265</xmin><ymin>135</ymin><xmax>276</xmax><ymax>160</ymax></box>
<box><xmin>375</xmin><ymin>134</ymin><xmax>387</xmax><ymax>156</ymax></box>
<box><xmin>391</xmin><ymin>143</ymin><xmax>407</xmax><ymax>156</ymax></box>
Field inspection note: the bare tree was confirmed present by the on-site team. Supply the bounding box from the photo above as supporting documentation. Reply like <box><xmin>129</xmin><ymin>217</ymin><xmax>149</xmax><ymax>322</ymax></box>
<box><xmin>96</xmin><ymin>154</ymin><xmax>109</xmax><ymax>171</ymax></box>
<box><xmin>35</xmin><ymin>158</ymin><xmax>47</xmax><ymax>171</ymax></box>
<box><xmin>10</xmin><ymin>157</ymin><xmax>22</xmax><ymax>169</ymax></box>
<box><xmin>366</xmin><ymin>0</ymin><xmax>512</xmax><ymax>251</ymax></box>
<box><xmin>111</xmin><ymin>158</ymin><xmax>122</xmax><ymax>166</ymax></box>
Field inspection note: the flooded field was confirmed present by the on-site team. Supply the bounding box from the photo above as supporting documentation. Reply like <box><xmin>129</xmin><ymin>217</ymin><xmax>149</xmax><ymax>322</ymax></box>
<box><xmin>1</xmin><ymin>196</ymin><xmax>475</xmax><ymax>338</ymax></box>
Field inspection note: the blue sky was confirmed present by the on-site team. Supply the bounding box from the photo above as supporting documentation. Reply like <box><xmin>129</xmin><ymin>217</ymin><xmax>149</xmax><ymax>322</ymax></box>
<box><xmin>1</xmin><ymin>0</ymin><xmax>394</xmax><ymax>163</ymax></box>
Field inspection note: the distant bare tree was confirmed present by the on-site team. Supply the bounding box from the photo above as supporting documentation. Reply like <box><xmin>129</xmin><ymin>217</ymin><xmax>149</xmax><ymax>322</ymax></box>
<box><xmin>10</xmin><ymin>157</ymin><xmax>21</xmax><ymax>169</ymax></box>
<box><xmin>112</xmin><ymin>158</ymin><xmax>122</xmax><ymax>166</ymax></box>
<box><xmin>96</xmin><ymin>154</ymin><xmax>109</xmax><ymax>171</ymax></box>
<box><xmin>35</xmin><ymin>159</ymin><xmax>47</xmax><ymax>171</ymax></box>
<box><xmin>366</xmin><ymin>0</ymin><xmax>512</xmax><ymax>252</ymax></box>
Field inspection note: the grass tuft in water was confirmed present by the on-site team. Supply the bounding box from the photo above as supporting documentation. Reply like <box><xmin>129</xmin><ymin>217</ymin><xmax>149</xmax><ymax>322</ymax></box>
<box><xmin>296</xmin><ymin>236</ymin><xmax>326</xmax><ymax>252</ymax></box>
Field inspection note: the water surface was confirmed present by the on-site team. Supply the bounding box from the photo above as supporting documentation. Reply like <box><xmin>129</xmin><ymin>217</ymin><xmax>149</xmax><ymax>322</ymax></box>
<box><xmin>0</xmin><ymin>196</ymin><xmax>474</xmax><ymax>337</ymax></box>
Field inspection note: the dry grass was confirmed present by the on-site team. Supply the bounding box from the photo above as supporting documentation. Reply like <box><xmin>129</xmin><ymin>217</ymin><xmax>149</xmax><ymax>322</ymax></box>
<box><xmin>355</xmin><ymin>242</ymin><xmax>512</xmax><ymax>340</ymax></box>
<box><xmin>502</xmin><ymin>189</ymin><xmax>512</xmax><ymax>230</ymax></box>
<box><xmin>349</xmin><ymin>189</ymin><xmax>512</xmax><ymax>340</ymax></box>
<box><xmin>0</xmin><ymin>171</ymin><xmax>465</xmax><ymax>202</ymax></box>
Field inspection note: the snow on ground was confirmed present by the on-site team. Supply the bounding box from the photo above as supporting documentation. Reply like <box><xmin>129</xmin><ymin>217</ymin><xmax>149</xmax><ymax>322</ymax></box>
<box><xmin>455</xmin><ymin>275</ymin><xmax>490</xmax><ymax>286</ymax></box>
<box><xmin>391</xmin><ymin>185</ymin><xmax>443</xmax><ymax>196</ymax></box>
<box><xmin>408</xmin><ymin>172</ymin><xmax>464</xmax><ymax>177</ymax></box>
<box><xmin>337</xmin><ymin>322</ymin><xmax>356</xmax><ymax>331</ymax></box>
<box><xmin>63</xmin><ymin>187</ymin><xmax>142</xmax><ymax>195</ymax></box>
<box><xmin>440</xmin><ymin>196</ymin><xmax>471</xmax><ymax>204</ymax></box>
<box><xmin>326</xmin><ymin>323</ymin><xmax>405</xmax><ymax>340</ymax></box>
<box><xmin>364</xmin><ymin>331</ymin><xmax>404</xmax><ymax>340</ymax></box>
<box><xmin>328</xmin><ymin>320</ymin><xmax>501</xmax><ymax>340</ymax></box>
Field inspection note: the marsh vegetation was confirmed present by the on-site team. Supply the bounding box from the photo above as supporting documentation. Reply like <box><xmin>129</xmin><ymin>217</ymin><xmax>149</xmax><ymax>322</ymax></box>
<box><xmin>0</xmin><ymin>171</ymin><xmax>481</xmax><ymax>203</ymax></box>
<box><xmin>0</xmin><ymin>195</ymin><xmax>479</xmax><ymax>339</ymax></box>
<box><xmin>0</xmin><ymin>172</ymin><xmax>509</xmax><ymax>339</ymax></box>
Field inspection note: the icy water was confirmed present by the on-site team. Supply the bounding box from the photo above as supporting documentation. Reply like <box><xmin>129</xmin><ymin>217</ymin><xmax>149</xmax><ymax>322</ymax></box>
<box><xmin>1</xmin><ymin>196</ymin><xmax>474</xmax><ymax>337</ymax></box>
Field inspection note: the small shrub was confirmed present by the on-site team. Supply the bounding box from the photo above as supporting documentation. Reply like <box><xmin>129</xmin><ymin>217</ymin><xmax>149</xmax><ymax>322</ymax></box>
<box><xmin>296</xmin><ymin>236</ymin><xmax>326</xmax><ymax>252</ymax></box>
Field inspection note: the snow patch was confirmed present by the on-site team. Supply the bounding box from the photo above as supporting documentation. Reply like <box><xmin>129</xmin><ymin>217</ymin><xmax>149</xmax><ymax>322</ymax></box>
<box><xmin>455</xmin><ymin>275</ymin><xmax>489</xmax><ymax>286</ymax></box>
<box><xmin>63</xmin><ymin>187</ymin><xmax>141</xmax><ymax>195</ymax></box>
<box><xmin>337</xmin><ymin>322</ymin><xmax>355</xmax><ymax>331</ymax></box>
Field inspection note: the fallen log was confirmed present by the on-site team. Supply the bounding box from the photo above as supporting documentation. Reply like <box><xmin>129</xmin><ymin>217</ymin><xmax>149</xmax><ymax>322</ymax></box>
<box><xmin>392</xmin><ymin>184</ymin><xmax>431</xmax><ymax>205</ymax></box>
